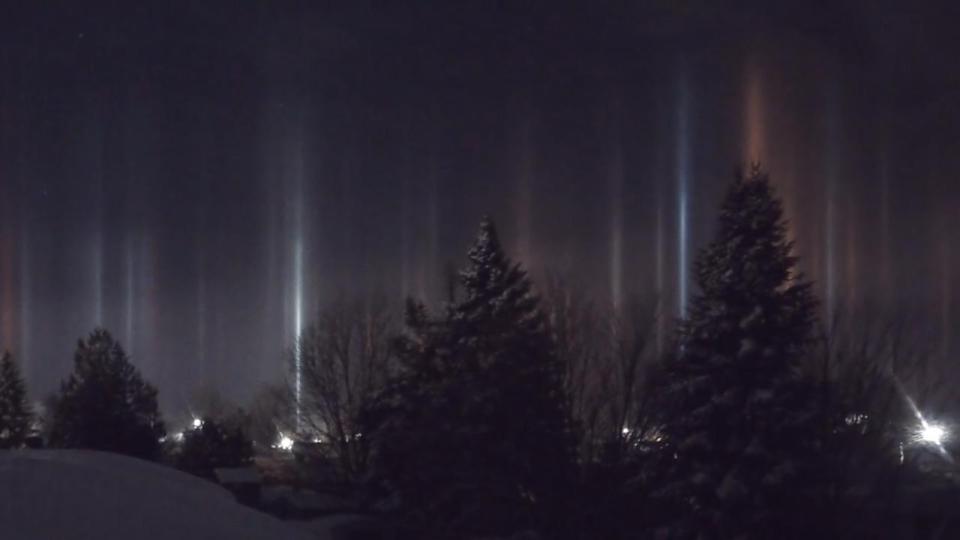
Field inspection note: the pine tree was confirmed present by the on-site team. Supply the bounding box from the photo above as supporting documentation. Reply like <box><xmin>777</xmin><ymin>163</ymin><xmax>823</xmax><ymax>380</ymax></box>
<box><xmin>658</xmin><ymin>166</ymin><xmax>818</xmax><ymax>538</ymax></box>
<box><xmin>0</xmin><ymin>352</ymin><xmax>31</xmax><ymax>449</ymax></box>
<box><xmin>49</xmin><ymin>329</ymin><xmax>166</xmax><ymax>460</ymax></box>
<box><xmin>365</xmin><ymin>217</ymin><xmax>575</xmax><ymax>539</ymax></box>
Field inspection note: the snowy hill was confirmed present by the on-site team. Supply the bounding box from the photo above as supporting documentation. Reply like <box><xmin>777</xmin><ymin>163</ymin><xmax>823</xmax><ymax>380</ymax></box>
<box><xmin>0</xmin><ymin>450</ymin><xmax>320</xmax><ymax>540</ymax></box>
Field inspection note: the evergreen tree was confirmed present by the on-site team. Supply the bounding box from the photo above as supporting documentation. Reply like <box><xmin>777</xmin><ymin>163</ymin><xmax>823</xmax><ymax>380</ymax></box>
<box><xmin>49</xmin><ymin>329</ymin><xmax>166</xmax><ymax>460</ymax></box>
<box><xmin>0</xmin><ymin>352</ymin><xmax>31</xmax><ymax>449</ymax></box>
<box><xmin>365</xmin><ymin>217</ymin><xmax>575</xmax><ymax>539</ymax></box>
<box><xmin>658</xmin><ymin>166</ymin><xmax>818</xmax><ymax>538</ymax></box>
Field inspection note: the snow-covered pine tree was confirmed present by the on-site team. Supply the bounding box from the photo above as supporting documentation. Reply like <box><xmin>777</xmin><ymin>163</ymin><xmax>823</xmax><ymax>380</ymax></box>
<box><xmin>361</xmin><ymin>298</ymin><xmax>461</xmax><ymax>531</ymax></box>
<box><xmin>0</xmin><ymin>352</ymin><xmax>31</xmax><ymax>449</ymax></box>
<box><xmin>365</xmin><ymin>217</ymin><xmax>575</xmax><ymax>539</ymax></box>
<box><xmin>49</xmin><ymin>329</ymin><xmax>166</xmax><ymax>460</ymax></box>
<box><xmin>659</xmin><ymin>166</ymin><xmax>818</xmax><ymax>538</ymax></box>
<box><xmin>447</xmin><ymin>216</ymin><xmax>575</xmax><ymax>523</ymax></box>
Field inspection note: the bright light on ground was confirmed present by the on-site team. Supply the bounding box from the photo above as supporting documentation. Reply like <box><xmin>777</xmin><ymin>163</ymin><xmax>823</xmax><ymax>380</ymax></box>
<box><xmin>191</xmin><ymin>418</ymin><xmax>203</xmax><ymax>430</ymax></box>
<box><xmin>919</xmin><ymin>422</ymin><xmax>946</xmax><ymax>445</ymax></box>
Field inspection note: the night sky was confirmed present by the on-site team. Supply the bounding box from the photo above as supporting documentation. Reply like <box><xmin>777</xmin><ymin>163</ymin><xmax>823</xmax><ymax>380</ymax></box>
<box><xmin>0</xmin><ymin>2</ymin><xmax>958</xmax><ymax>412</ymax></box>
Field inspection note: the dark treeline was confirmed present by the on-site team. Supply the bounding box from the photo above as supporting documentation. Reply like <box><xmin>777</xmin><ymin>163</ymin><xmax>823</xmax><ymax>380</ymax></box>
<box><xmin>0</xmin><ymin>167</ymin><xmax>956</xmax><ymax>539</ymax></box>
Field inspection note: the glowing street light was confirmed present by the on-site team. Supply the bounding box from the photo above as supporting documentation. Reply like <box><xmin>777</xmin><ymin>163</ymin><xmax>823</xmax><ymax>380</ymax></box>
<box><xmin>191</xmin><ymin>417</ymin><xmax>203</xmax><ymax>430</ymax></box>
<box><xmin>274</xmin><ymin>434</ymin><xmax>295</xmax><ymax>452</ymax></box>
<box><xmin>894</xmin><ymin>382</ymin><xmax>952</xmax><ymax>461</ymax></box>
<box><xmin>918</xmin><ymin>421</ymin><xmax>947</xmax><ymax>445</ymax></box>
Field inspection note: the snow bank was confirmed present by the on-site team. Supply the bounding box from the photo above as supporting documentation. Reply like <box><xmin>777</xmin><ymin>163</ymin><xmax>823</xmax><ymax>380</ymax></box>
<box><xmin>307</xmin><ymin>514</ymin><xmax>391</xmax><ymax>540</ymax></box>
<box><xmin>0</xmin><ymin>450</ymin><xmax>320</xmax><ymax>540</ymax></box>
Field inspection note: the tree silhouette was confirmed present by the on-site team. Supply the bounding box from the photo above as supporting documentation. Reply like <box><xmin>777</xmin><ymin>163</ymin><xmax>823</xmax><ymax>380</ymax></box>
<box><xmin>0</xmin><ymin>352</ymin><xmax>31</xmax><ymax>449</ymax></box>
<box><xmin>365</xmin><ymin>217</ymin><xmax>575</xmax><ymax>538</ymax></box>
<box><xmin>658</xmin><ymin>166</ymin><xmax>819</xmax><ymax>537</ymax></box>
<box><xmin>49</xmin><ymin>329</ymin><xmax>165</xmax><ymax>460</ymax></box>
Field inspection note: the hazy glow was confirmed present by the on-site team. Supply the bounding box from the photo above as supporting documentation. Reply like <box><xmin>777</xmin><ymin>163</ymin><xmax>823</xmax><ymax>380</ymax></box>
<box><xmin>1</xmin><ymin>26</ymin><xmax>956</xmax><ymax>417</ymax></box>
<box><xmin>655</xmin><ymin>182</ymin><xmax>665</xmax><ymax>357</ymax></box>
<box><xmin>18</xmin><ymin>224</ymin><xmax>30</xmax><ymax>378</ymax></box>
<box><xmin>742</xmin><ymin>58</ymin><xmax>796</xmax><ymax>242</ymax></box>
<box><xmin>124</xmin><ymin>236</ymin><xmax>136</xmax><ymax>350</ymax></box>
<box><xmin>191</xmin><ymin>417</ymin><xmax>203</xmax><ymax>430</ymax></box>
<box><xmin>0</xmin><ymin>229</ymin><xmax>11</xmax><ymax>350</ymax></box>
<box><xmin>608</xmin><ymin>112</ymin><xmax>624</xmax><ymax>310</ymax></box>
<box><xmin>743</xmin><ymin>59</ymin><xmax>765</xmax><ymax>165</ymax></box>
<box><xmin>823</xmin><ymin>82</ymin><xmax>840</xmax><ymax>322</ymax></box>
<box><xmin>845</xmin><ymin>218</ymin><xmax>859</xmax><ymax>308</ymax></box>
<box><xmin>400</xmin><ymin>176</ymin><xmax>411</xmax><ymax>298</ymax></box>
<box><xmin>918</xmin><ymin>422</ymin><xmax>946</xmax><ymax>445</ymax></box>
<box><xmin>274</xmin><ymin>434</ymin><xmax>295</xmax><ymax>452</ymax></box>
<box><xmin>675</xmin><ymin>69</ymin><xmax>691</xmax><ymax>318</ymax></box>
<box><xmin>825</xmin><ymin>186</ymin><xmax>836</xmax><ymax>320</ymax></box>
<box><xmin>898</xmin><ymin>382</ymin><xmax>925</xmax><ymax>425</ymax></box>
<box><xmin>879</xmin><ymin>153</ymin><xmax>892</xmax><ymax>302</ymax></box>
<box><xmin>941</xmin><ymin>239</ymin><xmax>952</xmax><ymax>359</ymax></box>
<box><xmin>92</xmin><ymin>232</ymin><xmax>103</xmax><ymax>326</ymax></box>
<box><xmin>193</xmin><ymin>213</ymin><xmax>206</xmax><ymax>381</ymax></box>
<box><xmin>515</xmin><ymin>116</ymin><xmax>534</xmax><ymax>268</ymax></box>
<box><xmin>425</xmin><ymin>166</ymin><xmax>439</xmax><ymax>301</ymax></box>
<box><xmin>290</xmin><ymin>132</ymin><xmax>306</xmax><ymax>429</ymax></box>
<box><xmin>293</xmin><ymin>237</ymin><xmax>303</xmax><ymax>418</ymax></box>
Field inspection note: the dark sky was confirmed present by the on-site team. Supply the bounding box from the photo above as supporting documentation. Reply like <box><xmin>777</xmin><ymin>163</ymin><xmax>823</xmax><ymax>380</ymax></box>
<box><xmin>0</xmin><ymin>2</ymin><xmax>958</xmax><ymax>413</ymax></box>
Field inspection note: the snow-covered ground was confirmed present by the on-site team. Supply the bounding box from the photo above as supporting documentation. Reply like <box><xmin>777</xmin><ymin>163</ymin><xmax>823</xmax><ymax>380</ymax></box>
<box><xmin>0</xmin><ymin>450</ymin><xmax>321</xmax><ymax>540</ymax></box>
<box><xmin>307</xmin><ymin>513</ymin><xmax>388</xmax><ymax>539</ymax></box>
